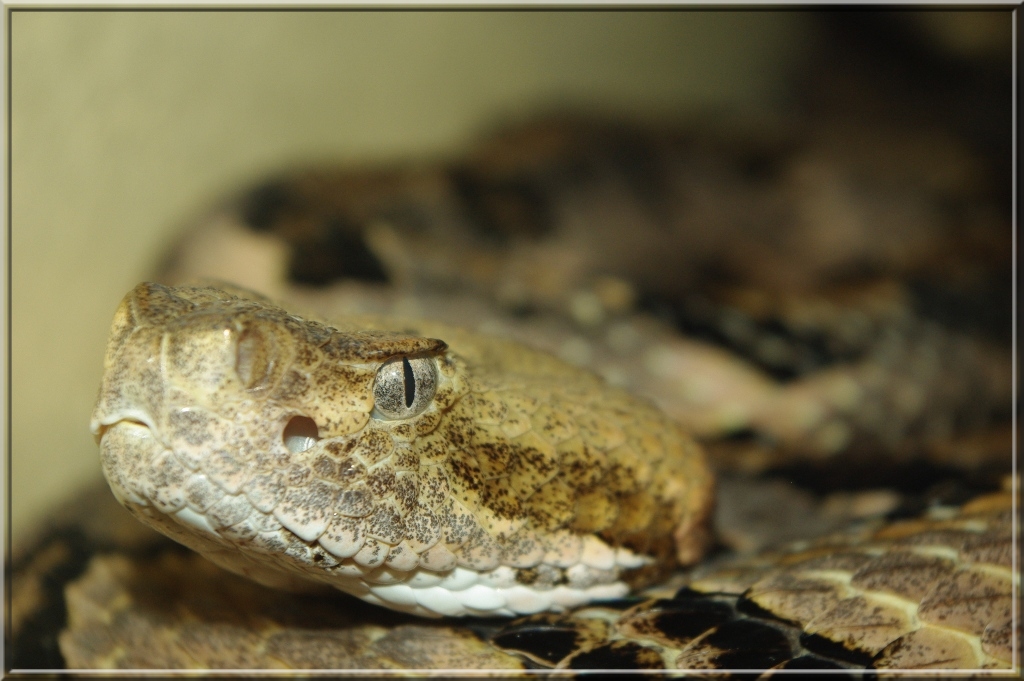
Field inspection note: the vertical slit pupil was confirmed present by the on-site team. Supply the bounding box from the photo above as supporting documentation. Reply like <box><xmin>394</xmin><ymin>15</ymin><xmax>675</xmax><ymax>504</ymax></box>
<box><xmin>402</xmin><ymin>357</ymin><xmax>415</xmax><ymax>408</ymax></box>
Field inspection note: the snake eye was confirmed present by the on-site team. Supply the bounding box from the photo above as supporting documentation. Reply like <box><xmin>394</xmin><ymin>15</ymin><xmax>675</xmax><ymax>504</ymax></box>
<box><xmin>372</xmin><ymin>355</ymin><xmax>437</xmax><ymax>420</ymax></box>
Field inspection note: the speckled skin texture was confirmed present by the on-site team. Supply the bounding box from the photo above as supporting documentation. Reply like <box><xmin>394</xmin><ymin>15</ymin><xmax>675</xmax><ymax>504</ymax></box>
<box><xmin>92</xmin><ymin>283</ymin><xmax>713</xmax><ymax>617</ymax></box>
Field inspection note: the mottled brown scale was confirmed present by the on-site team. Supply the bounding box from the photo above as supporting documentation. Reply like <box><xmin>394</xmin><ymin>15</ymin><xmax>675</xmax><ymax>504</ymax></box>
<box><xmin>391</xmin><ymin>473</ymin><xmax>419</xmax><ymax>515</ymax></box>
<box><xmin>416</xmin><ymin>464</ymin><xmax>450</xmax><ymax>510</ymax></box>
<box><xmin>365</xmin><ymin>467</ymin><xmax>397</xmax><ymax>498</ymax></box>
<box><xmin>335</xmin><ymin>485</ymin><xmax>373</xmax><ymax>517</ymax></box>
<box><xmin>917</xmin><ymin>568</ymin><xmax>1012</xmax><ymax>636</ymax></box>
<box><xmin>849</xmin><ymin>552</ymin><xmax>956</xmax><ymax>601</ymax></box>
<box><xmin>959</xmin><ymin>532</ymin><xmax>1013</xmax><ymax>566</ymax></box>
<box><xmin>364</xmin><ymin>501</ymin><xmax>406</xmax><ymax>544</ymax></box>
<box><xmin>805</xmin><ymin>595</ymin><xmax>912</xmax><ymax>656</ymax></box>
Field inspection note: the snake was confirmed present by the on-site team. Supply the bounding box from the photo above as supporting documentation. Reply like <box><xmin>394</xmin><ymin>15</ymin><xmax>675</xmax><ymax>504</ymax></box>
<box><xmin>10</xmin><ymin>114</ymin><xmax>1016</xmax><ymax>673</ymax></box>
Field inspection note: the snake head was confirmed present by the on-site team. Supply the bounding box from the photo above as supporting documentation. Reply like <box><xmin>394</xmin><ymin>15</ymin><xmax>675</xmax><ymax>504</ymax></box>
<box><xmin>91</xmin><ymin>282</ymin><xmax>713</xmax><ymax>618</ymax></box>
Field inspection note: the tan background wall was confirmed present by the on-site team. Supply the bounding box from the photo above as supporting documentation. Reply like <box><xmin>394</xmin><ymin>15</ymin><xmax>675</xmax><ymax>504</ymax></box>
<box><xmin>9</xmin><ymin>10</ymin><xmax>811</xmax><ymax>543</ymax></box>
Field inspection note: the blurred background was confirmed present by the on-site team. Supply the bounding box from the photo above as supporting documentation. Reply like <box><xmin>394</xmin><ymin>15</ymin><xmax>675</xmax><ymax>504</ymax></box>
<box><xmin>8</xmin><ymin>10</ymin><xmax>1012</xmax><ymax>543</ymax></box>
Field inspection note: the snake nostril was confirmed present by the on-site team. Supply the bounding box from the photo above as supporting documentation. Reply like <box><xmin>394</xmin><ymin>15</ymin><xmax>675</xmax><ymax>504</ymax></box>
<box><xmin>94</xmin><ymin>418</ymin><xmax>151</xmax><ymax>444</ymax></box>
<box><xmin>283</xmin><ymin>415</ymin><xmax>319</xmax><ymax>454</ymax></box>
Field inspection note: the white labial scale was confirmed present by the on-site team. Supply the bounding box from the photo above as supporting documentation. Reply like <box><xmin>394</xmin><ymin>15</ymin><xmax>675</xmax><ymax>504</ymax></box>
<box><xmin>405</xmin><ymin>570</ymin><xmax>446</xmax><ymax>588</ymax></box>
<box><xmin>359</xmin><ymin>592</ymin><xmax>387</xmax><ymax>609</ymax></box>
<box><xmin>549</xmin><ymin>586</ymin><xmax>590</xmax><ymax>611</ymax></box>
<box><xmin>457</xmin><ymin>584</ymin><xmax>507</xmax><ymax>611</ymax></box>
<box><xmin>109</xmin><ymin>480</ymin><xmax>146</xmax><ymax>507</ymax></box>
<box><xmin>368</xmin><ymin>583</ymin><xmax>419</xmax><ymax>607</ymax></box>
<box><xmin>502</xmin><ymin>585</ymin><xmax>552</xmax><ymax>614</ymax></box>
<box><xmin>437</xmin><ymin>567</ymin><xmax>480</xmax><ymax>592</ymax></box>
<box><xmin>412</xmin><ymin>586</ymin><xmax>473</xmax><ymax>617</ymax></box>
<box><xmin>175</xmin><ymin>506</ymin><xmax>219</xmax><ymax>536</ymax></box>
<box><xmin>477</xmin><ymin>565</ymin><xmax>518</xmax><ymax>589</ymax></box>
<box><xmin>548</xmin><ymin>583</ymin><xmax>628</xmax><ymax>610</ymax></box>
<box><xmin>357</xmin><ymin>562</ymin><xmax>632</xmax><ymax>618</ymax></box>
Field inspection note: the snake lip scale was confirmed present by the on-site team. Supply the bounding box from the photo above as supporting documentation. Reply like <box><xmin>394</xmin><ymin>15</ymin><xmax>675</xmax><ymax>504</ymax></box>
<box><xmin>92</xmin><ymin>281</ymin><xmax>715</xmax><ymax>619</ymax></box>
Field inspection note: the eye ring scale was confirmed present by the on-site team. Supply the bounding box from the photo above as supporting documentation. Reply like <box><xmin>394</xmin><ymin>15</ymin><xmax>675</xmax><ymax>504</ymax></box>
<box><xmin>372</xmin><ymin>355</ymin><xmax>438</xmax><ymax>420</ymax></box>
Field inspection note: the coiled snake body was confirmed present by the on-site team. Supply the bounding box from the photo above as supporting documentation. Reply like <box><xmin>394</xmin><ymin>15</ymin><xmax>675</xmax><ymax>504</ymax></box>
<box><xmin>11</xmin><ymin>115</ymin><xmax>1016</xmax><ymax>673</ymax></box>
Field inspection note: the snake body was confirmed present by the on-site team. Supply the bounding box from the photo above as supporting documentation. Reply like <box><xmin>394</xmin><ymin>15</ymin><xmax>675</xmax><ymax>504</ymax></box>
<box><xmin>11</xmin><ymin>109</ymin><xmax>1014</xmax><ymax>671</ymax></box>
<box><xmin>91</xmin><ymin>282</ymin><xmax>713</xmax><ymax>618</ymax></box>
